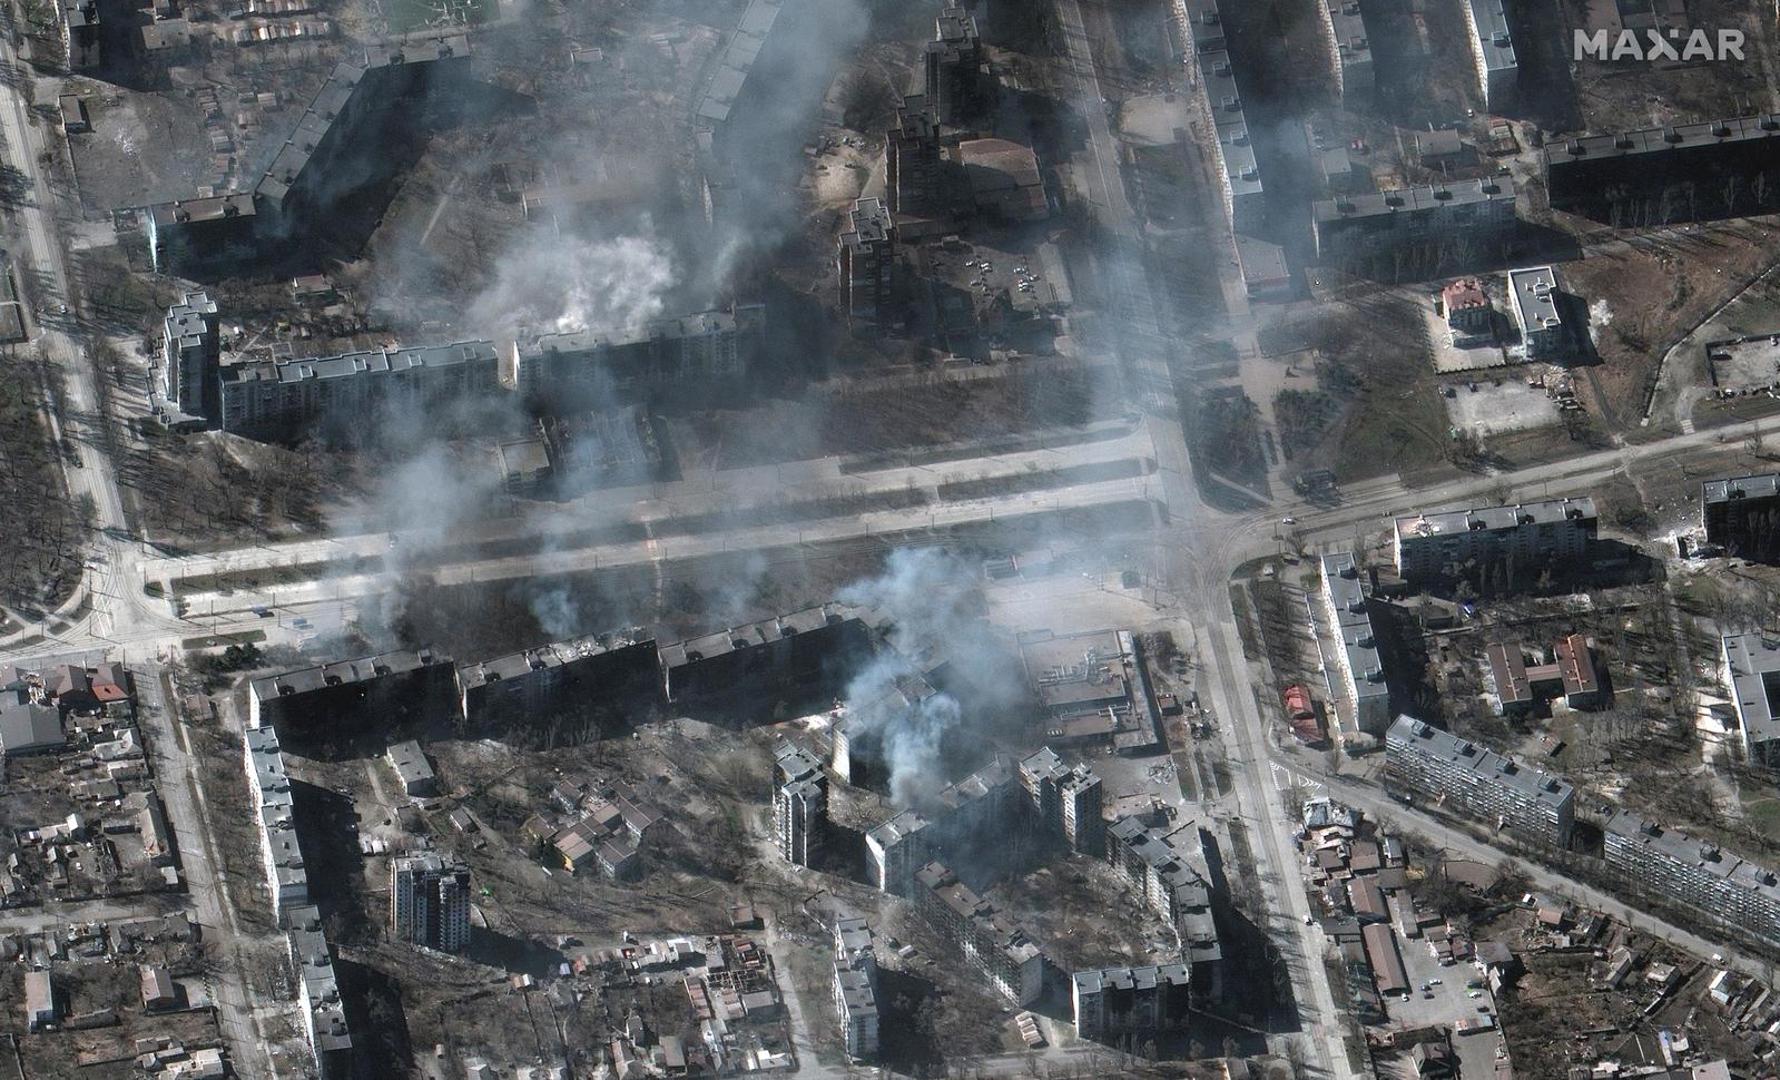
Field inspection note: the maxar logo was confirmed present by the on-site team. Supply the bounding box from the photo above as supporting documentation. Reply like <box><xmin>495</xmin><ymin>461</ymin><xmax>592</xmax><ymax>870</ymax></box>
<box><xmin>1575</xmin><ymin>28</ymin><xmax>1746</xmax><ymax>62</ymax></box>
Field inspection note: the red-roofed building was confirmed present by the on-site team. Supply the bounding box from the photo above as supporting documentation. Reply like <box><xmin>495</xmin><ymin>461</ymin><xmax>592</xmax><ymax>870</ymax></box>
<box><xmin>1442</xmin><ymin>278</ymin><xmax>1492</xmax><ymax>336</ymax></box>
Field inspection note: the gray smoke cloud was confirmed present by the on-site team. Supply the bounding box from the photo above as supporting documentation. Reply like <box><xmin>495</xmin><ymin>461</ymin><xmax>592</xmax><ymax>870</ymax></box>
<box><xmin>836</xmin><ymin>547</ymin><xmax>1020</xmax><ymax>807</ymax></box>
<box><xmin>465</xmin><ymin>228</ymin><xmax>676</xmax><ymax>338</ymax></box>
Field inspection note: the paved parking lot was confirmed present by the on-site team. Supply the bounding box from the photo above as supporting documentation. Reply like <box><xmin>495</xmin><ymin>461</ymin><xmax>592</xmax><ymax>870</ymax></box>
<box><xmin>1443</xmin><ymin>377</ymin><xmax>1562</xmax><ymax>436</ymax></box>
<box><xmin>1384</xmin><ymin>924</ymin><xmax>1511</xmax><ymax>1078</ymax></box>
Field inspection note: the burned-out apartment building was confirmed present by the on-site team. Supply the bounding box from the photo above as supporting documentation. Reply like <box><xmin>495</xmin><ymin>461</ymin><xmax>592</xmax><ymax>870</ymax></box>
<box><xmin>1072</xmin><ymin>963</ymin><xmax>1192</xmax><ymax>1044</ymax></box>
<box><xmin>837</xmin><ymin>196</ymin><xmax>897</xmax><ymax>334</ymax></box>
<box><xmin>1546</xmin><ymin>115</ymin><xmax>1780</xmax><ymax>226</ymax></box>
<box><xmin>1018</xmin><ymin>746</ymin><xmax>1104</xmax><ymax>856</ymax></box>
<box><xmin>772</xmin><ymin>741</ymin><xmax>828</xmax><ymax>867</ymax></box>
<box><xmin>145</xmin><ymin>34</ymin><xmax>472</xmax><ymax>274</ymax></box>
<box><xmin>1703</xmin><ymin>472</ymin><xmax>1780</xmax><ymax>561</ymax></box>
<box><xmin>249</xmin><ymin>648</ymin><xmax>459</xmax><ymax>737</ymax></box>
<box><xmin>457</xmin><ymin>632</ymin><xmax>659</xmax><ymax>738</ymax></box>
<box><xmin>1105</xmin><ymin>817</ymin><xmax>1223</xmax><ymax>999</ymax></box>
<box><xmin>1393</xmin><ymin>496</ymin><xmax>1596</xmax><ymax>587</ymax></box>
<box><xmin>913</xmin><ymin>861</ymin><xmax>1049</xmax><ymax>1006</ymax></box>
<box><xmin>832</xmin><ymin>917</ymin><xmax>879</xmax><ymax>1062</ymax></box>
<box><xmin>658</xmin><ymin>604</ymin><xmax>875</xmax><ymax>710</ymax></box>
<box><xmin>925</xmin><ymin>4</ymin><xmax>994</xmax><ymax>127</ymax></box>
<box><xmin>865</xmin><ymin>758</ymin><xmax>1024</xmax><ymax>894</ymax></box>
<box><xmin>180</xmin><ymin>292</ymin><xmax>761</xmax><ymax>437</ymax></box>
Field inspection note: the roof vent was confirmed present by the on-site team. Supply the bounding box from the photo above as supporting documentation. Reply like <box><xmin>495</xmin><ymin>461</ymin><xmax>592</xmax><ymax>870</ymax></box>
<box><xmin>1713</xmin><ymin>121</ymin><xmax>1732</xmax><ymax>137</ymax></box>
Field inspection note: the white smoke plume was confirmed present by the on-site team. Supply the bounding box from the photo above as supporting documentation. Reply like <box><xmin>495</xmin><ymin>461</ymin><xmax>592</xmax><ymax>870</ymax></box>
<box><xmin>467</xmin><ymin>228</ymin><xmax>676</xmax><ymax>337</ymax></box>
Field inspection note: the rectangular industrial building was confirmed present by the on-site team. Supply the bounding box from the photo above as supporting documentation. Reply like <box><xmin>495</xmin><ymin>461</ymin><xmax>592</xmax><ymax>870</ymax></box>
<box><xmin>1393</xmin><ymin>496</ymin><xmax>1596</xmax><ymax>585</ymax></box>
<box><xmin>1386</xmin><ymin>716</ymin><xmax>1575</xmax><ymax>845</ymax></box>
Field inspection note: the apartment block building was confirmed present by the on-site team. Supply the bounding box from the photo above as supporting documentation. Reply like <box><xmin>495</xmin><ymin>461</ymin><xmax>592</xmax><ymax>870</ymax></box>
<box><xmin>913</xmin><ymin>861</ymin><xmax>1047</xmax><ymax>1005</ymax></box>
<box><xmin>1105</xmin><ymin>817</ymin><xmax>1222</xmax><ymax>997</ymax></box>
<box><xmin>1319</xmin><ymin>0</ymin><xmax>1374</xmax><ymax>103</ymax></box>
<box><xmin>1385</xmin><ymin>716</ymin><xmax>1575</xmax><ymax>846</ymax></box>
<box><xmin>1702</xmin><ymin>472</ymin><xmax>1780</xmax><ymax>562</ymax></box>
<box><xmin>514</xmin><ymin>304</ymin><xmax>765</xmax><ymax>408</ymax></box>
<box><xmin>161</xmin><ymin>291</ymin><xmax>219</xmax><ymax>420</ymax></box>
<box><xmin>390</xmin><ymin>854</ymin><xmax>472</xmax><ymax>953</ymax></box>
<box><xmin>773</xmin><ymin>741</ymin><xmax>828</xmax><ymax>866</ymax></box>
<box><xmin>243</xmin><ymin>726</ymin><xmax>307</xmax><ymax>921</ymax></box>
<box><xmin>1461</xmin><ymin>0</ymin><xmax>1517</xmax><ymax>110</ymax></box>
<box><xmin>1312</xmin><ymin>179</ymin><xmax>1517</xmax><ymax>264</ymax></box>
<box><xmin>1547</xmin><ymin>115</ymin><xmax>1780</xmax><ymax>224</ymax></box>
<box><xmin>833</xmin><ymin>917</ymin><xmax>879</xmax><ymax>1061</ymax></box>
<box><xmin>925</xmin><ymin>4</ymin><xmax>991</xmax><ymax>125</ymax></box>
<box><xmin>1018</xmin><ymin>747</ymin><xmax>1105</xmax><ymax>855</ymax></box>
<box><xmin>1721</xmin><ymin>632</ymin><xmax>1780</xmax><ymax>767</ymax></box>
<box><xmin>1598</xmin><ymin>807</ymin><xmax>1780</xmax><ymax>945</ymax></box>
<box><xmin>1072</xmin><ymin>964</ymin><xmax>1192</xmax><ymax>1043</ymax></box>
<box><xmin>218</xmin><ymin>340</ymin><xmax>504</xmax><ymax>437</ymax></box>
<box><xmin>288</xmin><ymin>908</ymin><xmax>353</xmax><ymax>1079</ymax></box>
<box><xmin>248</xmin><ymin>648</ymin><xmax>460</xmax><ymax>736</ymax></box>
<box><xmin>1393</xmin><ymin>496</ymin><xmax>1596</xmax><ymax>585</ymax></box>
<box><xmin>457</xmin><ymin>633</ymin><xmax>660</xmax><ymax>736</ymax></box>
<box><xmin>1174</xmin><ymin>0</ymin><xmax>1267</xmax><ymax>235</ymax></box>
<box><xmin>1319</xmin><ymin>552</ymin><xmax>1392</xmax><ymax>736</ymax></box>
<box><xmin>865</xmin><ymin>759</ymin><xmax>1022</xmax><ymax>894</ymax></box>
<box><xmin>659</xmin><ymin>604</ymin><xmax>874</xmax><ymax>706</ymax></box>
<box><xmin>837</xmin><ymin>196</ymin><xmax>897</xmax><ymax>333</ymax></box>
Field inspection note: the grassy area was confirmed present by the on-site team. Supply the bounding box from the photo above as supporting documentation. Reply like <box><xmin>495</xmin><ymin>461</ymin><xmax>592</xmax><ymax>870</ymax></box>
<box><xmin>384</xmin><ymin>0</ymin><xmax>495</xmax><ymax>33</ymax></box>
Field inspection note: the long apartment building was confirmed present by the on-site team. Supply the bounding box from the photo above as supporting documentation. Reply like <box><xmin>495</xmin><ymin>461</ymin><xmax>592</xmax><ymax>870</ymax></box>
<box><xmin>1106</xmin><ymin>817</ymin><xmax>1222</xmax><ymax>998</ymax></box>
<box><xmin>244</xmin><ymin>726</ymin><xmax>308</xmax><ymax>920</ymax></box>
<box><xmin>1312</xmin><ymin>179</ymin><xmax>1518</xmax><ymax>264</ymax></box>
<box><xmin>837</xmin><ymin>196</ymin><xmax>896</xmax><ymax>333</ymax></box>
<box><xmin>1173</xmin><ymin>0</ymin><xmax>1266</xmax><ymax>234</ymax></box>
<box><xmin>183</xmin><ymin>293</ymin><xmax>762</xmax><ymax>435</ymax></box>
<box><xmin>1318</xmin><ymin>0</ymin><xmax>1374</xmax><ymax>104</ymax></box>
<box><xmin>288</xmin><ymin>909</ymin><xmax>353</xmax><ymax>1079</ymax></box>
<box><xmin>1319</xmin><ymin>552</ymin><xmax>1391</xmax><ymax>737</ymax></box>
<box><xmin>145</xmin><ymin>35</ymin><xmax>471</xmax><ymax>273</ymax></box>
<box><xmin>1072</xmin><ymin>964</ymin><xmax>1192</xmax><ymax>1043</ymax></box>
<box><xmin>1393</xmin><ymin>496</ymin><xmax>1596</xmax><ymax>586</ymax></box>
<box><xmin>1547</xmin><ymin>115</ymin><xmax>1780</xmax><ymax>223</ymax></box>
<box><xmin>458</xmin><ymin>632</ymin><xmax>659</xmax><ymax>735</ymax></box>
<box><xmin>832</xmin><ymin>917</ymin><xmax>879</xmax><ymax>1062</ymax></box>
<box><xmin>1721</xmin><ymin>632</ymin><xmax>1780</xmax><ymax>767</ymax></box>
<box><xmin>1598</xmin><ymin>806</ymin><xmax>1780</xmax><ymax>946</ymax></box>
<box><xmin>1386</xmin><ymin>716</ymin><xmax>1575</xmax><ymax>846</ymax></box>
<box><xmin>1460</xmin><ymin>0</ymin><xmax>1517</xmax><ymax>111</ymax></box>
<box><xmin>244</xmin><ymin>727</ymin><xmax>352</xmax><ymax>1076</ymax></box>
<box><xmin>249</xmin><ymin>648</ymin><xmax>460</xmax><ymax>736</ymax></box>
<box><xmin>660</xmin><ymin>604</ymin><xmax>875</xmax><ymax>705</ymax></box>
<box><xmin>773</xmin><ymin>741</ymin><xmax>828</xmax><ymax>866</ymax></box>
<box><xmin>1018</xmin><ymin>747</ymin><xmax>1105</xmax><ymax>856</ymax></box>
<box><xmin>1702</xmin><ymin>472</ymin><xmax>1780</xmax><ymax>561</ymax></box>
<box><xmin>913</xmin><ymin>861</ymin><xmax>1048</xmax><ymax>1005</ymax></box>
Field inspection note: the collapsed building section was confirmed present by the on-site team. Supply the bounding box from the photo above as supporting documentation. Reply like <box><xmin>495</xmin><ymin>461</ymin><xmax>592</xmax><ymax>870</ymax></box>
<box><xmin>1548</xmin><ymin>115</ymin><xmax>1780</xmax><ymax>226</ymax></box>
<box><xmin>1702</xmin><ymin>472</ymin><xmax>1780</xmax><ymax>562</ymax></box>
<box><xmin>1105</xmin><ymin>817</ymin><xmax>1222</xmax><ymax>998</ymax></box>
<box><xmin>864</xmin><ymin>757</ymin><xmax>1023</xmax><ymax>894</ymax></box>
<box><xmin>145</xmin><ymin>34</ymin><xmax>472</xmax><ymax>274</ymax></box>
<box><xmin>1072</xmin><ymin>964</ymin><xmax>1192</xmax><ymax>1044</ymax></box>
